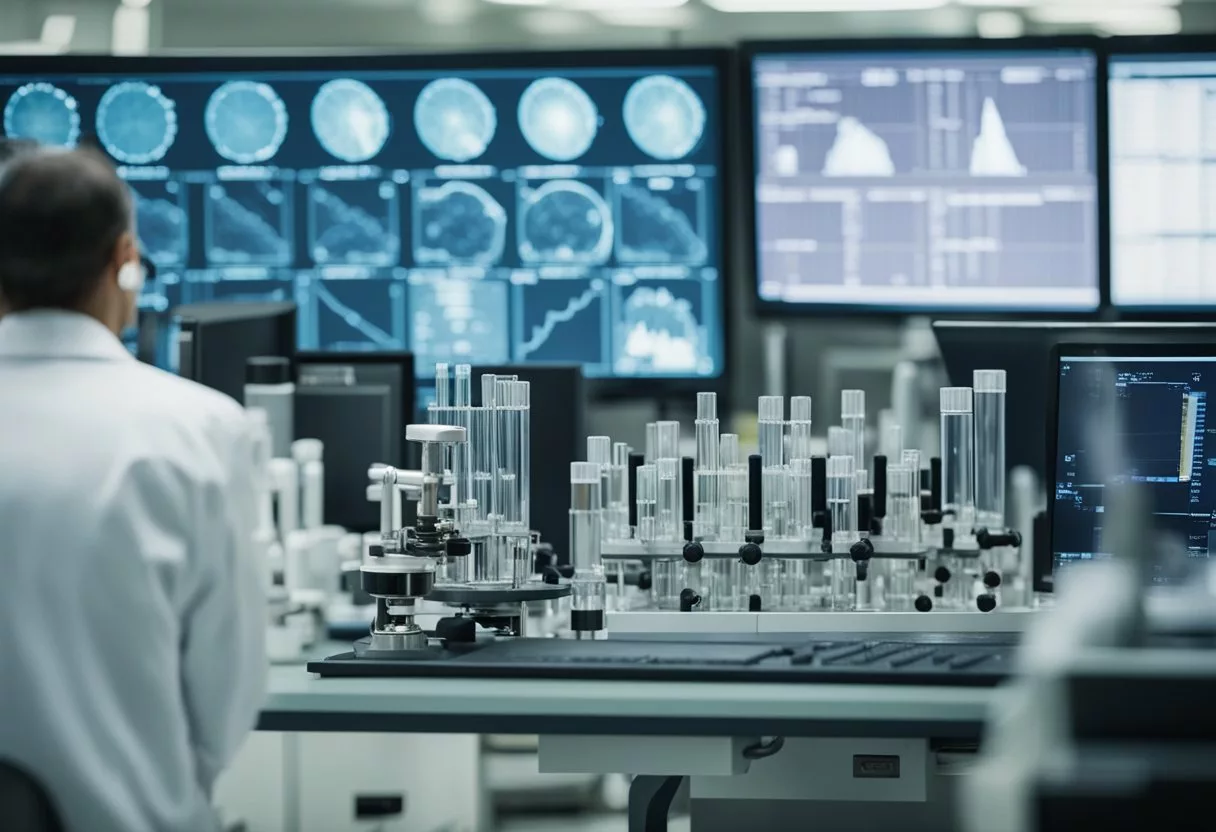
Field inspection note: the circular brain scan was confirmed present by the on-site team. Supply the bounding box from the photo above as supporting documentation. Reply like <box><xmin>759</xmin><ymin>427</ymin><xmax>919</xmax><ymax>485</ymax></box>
<box><xmin>95</xmin><ymin>82</ymin><xmax>178</xmax><ymax>165</ymax></box>
<box><xmin>417</xmin><ymin>181</ymin><xmax>507</xmax><ymax>267</ymax></box>
<box><xmin>517</xmin><ymin>78</ymin><xmax>599</xmax><ymax>162</ymax></box>
<box><xmin>519</xmin><ymin>180</ymin><xmax>613</xmax><ymax>266</ymax></box>
<box><xmin>204</xmin><ymin>81</ymin><xmax>289</xmax><ymax>164</ymax></box>
<box><xmin>623</xmin><ymin>75</ymin><xmax>706</xmax><ymax>161</ymax></box>
<box><xmin>413</xmin><ymin>78</ymin><xmax>497</xmax><ymax>163</ymax></box>
<box><xmin>3</xmin><ymin>83</ymin><xmax>80</xmax><ymax>148</ymax></box>
<box><xmin>311</xmin><ymin>79</ymin><xmax>391</xmax><ymax>163</ymax></box>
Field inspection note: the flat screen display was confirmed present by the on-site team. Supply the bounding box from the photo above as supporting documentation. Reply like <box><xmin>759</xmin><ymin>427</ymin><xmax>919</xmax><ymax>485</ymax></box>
<box><xmin>0</xmin><ymin>53</ymin><xmax>725</xmax><ymax>380</ymax></box>
<box><xmin>750</xmin><ymin>46</ymin><xmax>1100</xmax><ymax>313</ymax></box>
<box><xmin>1108</xmin><ymin>53</ymin><xmax>1216</xmax><ymax>308</ymax></box>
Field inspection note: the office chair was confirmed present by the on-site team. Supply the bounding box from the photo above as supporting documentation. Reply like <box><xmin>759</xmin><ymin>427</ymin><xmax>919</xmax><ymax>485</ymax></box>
<box><xmin>0</xmin><ymin>760</ymin><xmax>63</xmax><ymax>832</ymax></box>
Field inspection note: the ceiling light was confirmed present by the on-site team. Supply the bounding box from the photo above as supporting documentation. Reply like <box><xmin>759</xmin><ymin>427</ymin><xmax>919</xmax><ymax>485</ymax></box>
<box><xmin>523</xmin><ymin>8</ymin><xmax>590</xmax><ymax>33</ymax></box>
<box><xmin>956</xmin><ymin>0</ymin><xmax>1038</xmax><ymax>7</ymax></box>
<box><xmin>977</xmin><ymin>10</ymin><xmax>1025</xmax><ymax>36</ymax></box>
<box><xmin>562</xmin><ymin>0</ymin><xmax>686</xmax><ymax>8</ymax></box>
<box><xmin>112</xmin><ymin>5</ymin><xmax>149</xmax><ymax>55</ymax></box>
<box><xmin>593</xmin><ymin>6</ymin><xmax>695</xmax><ymax>26</ymax></box>
<box><xmin>422</xmin><ymin>0</ymin><xmax>478</xmax><ymax>24</ymax></box>
<box><xmin>482</xmin><ymin>0</ymin><xmax>552</xmax><ymax>6</ymax></box>
<box><xmin>1030</xmin><ymin>3</ymin><xmax>1181</xmax><ymax>31</ymax></box>
<box><xmin>120</xmin><ymin>0</ymin><xmax>152</xmax><ymax>8</ymax></box>
<box><xmin>705</xmin><ymin>0</ymin><xmax>947</xmax><ymax>10</ymax></box>
<box><xmin>40</xmin><ymin>14</ymin><xmax>76</xmax><ymax>47</ymax></box>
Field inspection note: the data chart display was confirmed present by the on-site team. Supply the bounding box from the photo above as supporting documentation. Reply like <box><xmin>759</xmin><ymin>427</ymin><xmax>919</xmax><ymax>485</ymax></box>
<box><xmin>750</xmin><ymin>47</ymin><xmax>1100</xmax><ymax>312</ymax></box>
<box><xmin>1109</xmin><ymin>54</ymin><xmax>1216</xmax><ymax>308</ymax></box>
<box><xmin>0</xmin><ymin>55</ymin><xmax>724</xmax><ymax>380</ymax></box>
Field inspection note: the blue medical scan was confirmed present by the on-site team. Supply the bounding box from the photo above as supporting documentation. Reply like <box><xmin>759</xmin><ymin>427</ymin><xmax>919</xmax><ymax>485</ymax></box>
<box><xmin>623</xmin><ymin>75</ymin><xmax>706</xmax><ymax>161</ymax></box>
<box><xmin>751</xmin><ymin>49</ymin><xmax>1100</xmax><ymax>312</ymax></box>
<box><xmin>518</xmin><ymin>77</ymin><xmax>600</xmax><ymax>162</ymax></box>
<box><xmin>205</xmin><ymin>80</ymin><xmax>288</xmax><ymax>164</ymax></box>
<box><xmin>96</xmin><ymin>82</ymin><xmax>177</xmax><ymax>164</ymax></box>
<box><xmin>311</xmin><ymin>79</ymin><xmax>391</xmax><ymax>163</ymax></box>
<box><xmin>3</xmin><ymin>82</ymin><xmax>80</xmax><ymax>147</ymax></box>
<box><xmin>414</xmin><ymin>78</ymin><xmax>497</xmax><ymax>163</ymax></box>
<box><xmin>0</xmin><ymin>59</ymin><xmax>723</xmax><ymax>380</ymax></box>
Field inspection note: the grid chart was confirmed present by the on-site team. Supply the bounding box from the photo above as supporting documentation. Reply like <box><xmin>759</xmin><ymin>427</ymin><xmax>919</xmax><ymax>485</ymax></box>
<box><xmin>0</xmin><ymin>63</ymin><xmax>724</xmax><ymax>380</ymax></box>
<box><xmin>752</xmin><ymin>50</ymin><xmax>1099</xmax><ymax>311</ymax></box>
<box><xmin>1109</xmin><ymin>55</ymin><xmax>1216</xmax><ymax>308</ymax></box>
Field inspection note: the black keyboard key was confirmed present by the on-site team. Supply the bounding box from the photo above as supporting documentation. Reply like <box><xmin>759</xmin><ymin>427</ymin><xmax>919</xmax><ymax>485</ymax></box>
<box><xmin>789</xmin><ymin>651</ymin><xmax>817</xmax><ymax>666</ymax></box>
<box><xmin>820</xmin><ymin>642</ymin><xmax>877</xmax><ymax>665</ymax></box>
<box><xmin>850</xmin><ymin>644</ymin><xmax>913</xmax><ymax>666</ymax></box>
<box><xmin>932</xmin><ymin>652</ymin><xmax>956</xmax><ymax>665</ymax></box>
<box><xmin>888</xmin><ymin>648</ymin><xmax>936</xmax><ymax>668</ymax></box>
<box><xmin>949</xmin><ymin>653</ymin><xmax>992</xmax><ymax>671</ymax></box>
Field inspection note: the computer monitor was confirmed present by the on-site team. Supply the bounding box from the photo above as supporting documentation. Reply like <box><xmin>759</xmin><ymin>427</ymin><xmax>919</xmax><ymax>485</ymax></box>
<box><xmin>934</xmin><ymin>321</ymin><xmax>1216</xmax><ymax>479</ymax></box>
<box><xmin>1108</xmin><ymin>40</ymin><xmax>1216</xmax><ymax>309</ymax></box>
<box><xmin>746</xmin><ymin>39</ymin><xmax>1101</xmax><ymax>314</ymax></box>
<box><xmin>1047</xmin><ymin>343</ymin><xmax>1216</xmax><ymax>591</ymax></box>
<box><xmin>173</xmin><ymin>301</ymin><xmax>296</xmax><ymax>403</ymax></box>
<box><xmin>295</xmin><ymin>352</ymin><xmax>415</xmax><ymax>532</ymax></box>
<box><xmin>0</xmin><ymin>51</ymin><xmax>727</xmax><ymax>384</ymax></box>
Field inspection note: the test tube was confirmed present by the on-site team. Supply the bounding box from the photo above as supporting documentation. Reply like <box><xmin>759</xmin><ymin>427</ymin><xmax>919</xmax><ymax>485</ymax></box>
<box><xmin>451</xmin><ymin>364</ymin><xmax>473</xmax><ymax>516</ymax></box>
<box><xmin>473</xmin><ymin>374</ymin><xmax>498</xmax><ymax>525</ymax></box>
<box><xmin>569</xmin><ymin>462</ymin><xmax>606</xmax><ymax>636</ymax></box>
<box><xmin>656</xmin><ymin>421</ymin><xmax>681</xmax><ymax>462</ymax></box>
<box><xmin>883</xmin><ymin>463</ymin><xmax>919</xmax><ymax>610</ymax></box>
<box><xmin>694</xmin><ymin>393</ymin><xmax>720</xmax><ymax>541</ymax></box>
<box><xmin>881</xmin><ymin>423</ymin><xmax>903</xmax><ymax>462</ymax></box>
<box><xmin>789</xmin><ymin>396</ymin><xmax>813</xmax><ymax>461</ymax></box>
<box><xmin>828</xmin><ymin>426</ymin><xmax>855</xmax><ymax>458</ymax></box>
<box><xmin>644</xmin><ymin>422</ymin><xmax>658</xmax><ymax>464</ymax></box>
<box><xmin>606</xmin><ymin>442</ymin><xmax>630</xmax><ymax>541</ymax></box>
<box><xmin>973</xmin><ymin>370</ymin><xmax>1007</xmax><ymax>530</ymax></box>
<box><xmin>717</xmin><ymin>434</ymin><xmax>748</xmax><ymax>542</ymax></box>
<box><xmin>636</xmin><ymin>463</ymin><xmax>658</xmax><ymax>542</ymax></box>
<box><xmin>841</xmin><ymin>390</ymin><xmax>867</xmax><ymax>476</ymax></box>
<box><xmin>656</xmin><ymin>457</ymin><xmax>682</xmax><ymax>542</ymax></box>
<box><xmin>758</xmin><ymin>396</ymin><xmax>788</xmax><ymax>538</ymax></box>
<box><xmin>940</xmin><ymin>387</ymin><xmax>976</xmax><ymax>531</ymax></box>
<box><xmin>828</xmin><ymin>455</ymin><xmax>856</xmax><ymax>549</ymax></box>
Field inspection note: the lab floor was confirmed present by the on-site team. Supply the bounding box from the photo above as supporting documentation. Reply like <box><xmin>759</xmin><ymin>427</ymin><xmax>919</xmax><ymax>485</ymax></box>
<box><xmin>498</xmin><ymin>814</ymin><xmax>690</xmax><ymax>832</ymax></box>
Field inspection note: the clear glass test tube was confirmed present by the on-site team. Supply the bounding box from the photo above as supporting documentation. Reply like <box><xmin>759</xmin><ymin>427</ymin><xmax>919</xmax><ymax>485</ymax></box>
<box><xmin>644</xmin><ymin>422</ymin><xmax>658</xmax><ymax>464</ymax></box>
<box><xmin>656</xmin><ymin>457</ymin><xmax>681</xmax><ymax>542</ymax></box>
<box><xmin>789</xmin><ymin>396</ymin><xmax>813</xmax><ymax>461</ymax></box>
<box><xmin>790</xmin><ymin>457</ymin><xmax>814</xmax><ymax>539</ymax></box>
<box><xmin>695</xmin><ymin>393</ymin><xmax>720</xmax><ymax>541</ymax></box>
<box><xmin>973</xmin><ymin>369</ymin><xmax>1007</xmax><ymax>530</ymax></box>
<box><xmin>718</xmin><ymin>434</ymin><xmax>747</xmax><ymax>543</ymax></box>
<box><xmin>758</xmin><ymin>396</ymin><xmax>788</xmax><ymax>538</ymax></box>
<box><xmin>763</xmin><ymin>466</ymin><xmax>791</xmax><ymax>539</ymax></box>
<box><xmin>636</xmin><ymin>463</ymin><xmax>657</xmax><ymax>542</ymax></box>
<box><xmin>656</xmin><ymin>421</ymin><xmax>680</xmax><ymax>462</ymax></box>
<box><xmin>607</xmin><ymin>442</ymin><xmax>630</xmax><ymax>541</ymax></box>
<box><xmin>881</xmin><ymin>423</ymin><xmax>903</xmax><ymax>462</ymax></box>
<box><xmin>569</xmin><ymin>462</ymin><xmax>603</xmax><ymax>573</ymax></box>
<box><xmin>758</xmin><ymin>396</ymin><xmax>784</xmax><ymax>467</ymax></box>
<box><xmin>495</xmin><ymin>379</ymin><xmax>524</xmax><ymax>528</ymax></box>
<box><xmin>841</xmin><ymin>390</ymin><xmax>866</xmax><ymax>477</ymax></box>
<box><xmin>828</xmin><ymin>455</ymin><xmax>856</xmax><ymax>549</ymax></box>
<box><xmin>886</xmin><ymin>464</ymin><xmax>921</xmax><ymax>548</ymax></box>
<box><xmin>828</xmin><ymin>426</ymin><xmax>855</xmax><ymax>459</ymax></box>
<box><xmin>940</xmin><ymin>387</ymin><xmax>976</xmax><ymax>530</ymax></box>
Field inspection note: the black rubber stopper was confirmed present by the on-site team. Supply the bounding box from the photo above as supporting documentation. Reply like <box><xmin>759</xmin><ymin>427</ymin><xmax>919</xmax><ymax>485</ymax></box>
<box><xmin>934</xmin><ymin>585</ymin><xmax>944</xmax><ymax>598</ymax></box>
<box><xmin>557</xmin><ymin>564</ymin><xmax>575</xmax><ymax>580</ymax></box>
<box><xmin>811</xmin><ymin>456</ymin><xmax>827</xmax><ymax>516</ymax></box>
<box><xmin>850</xmin><ymin>538</ymin><xmax>874</xmax><ymax>562</ymax></box>
<box><xmin>857</xmin><ymin>492</ymin><xmax>873</xmax><ymax>534</ymax></box>
<box><xmin>935</xmin><ymin>565</ymin><xmax>952</xmax><ymax>583</ymax></box>
<box><xmin>739</xmin><ymin>542</ymin><xmax>763</xmax><ymax>566</ymax></box>
<box><xmin>435</xmin><ymin>616</ymin><xmax>476</xmax><ymax>643</ymax></box>
<box><xmin>977</xmin><ymin>594</ymin><xmax>997</xmax><ymax>613</ymax></box>
<box><xmin>246</xmin><ymin>355</ymin><xmax>291</xmax><ymax>385</ymax></box>
<box><xmin>942</xmin><ymin>527</ymin><xmax>955</xmax><ymax>549</ymax></box>
<box><xmin>445</xmin><ymin>537</ymin><xmax>471</xmax><ymax>557</ymax></box>
<box><xmin>683</xmin><ymin>541</ymin><xmax>705</xmax><ymax>564</ymax></box>
<box><xmin>571</xmin><ymin>609</ymin><xmax>605</xmax><ymax>632</ymax></box>
<box><xmin>682</xmin><ymin>456</ymin><xmax>695</xmax><ymax>543</ymax></box>
<box><xmin>628</xmin><ymin>452</ymin><xmax>643</xmax><ymax>528</ymax></box>
<box><xmin>368</xmin><ymin>544</ymin><xmax>385</xmax><ymax>558</ymax></box>
<box><xmin>747</xmin><ymin>454</ymin><xmax>763</xmax><ymax>535</ymax></box>
<box><xmin>929</xmin><ymin>457</ymin><xmax>943</xmax><ymax>512</ymax></box>
<box><xmin>748</xmin><ymin>594</ymin><xmax>762</xmax><ymax>612</ymax></box>
<box><xmin>542</xmin><ymin>566</ymin><xmax>561</xmax><ymax>585</ymax></box>
<box><xmin>920</xmin><ymin>467</ymin><xmax>930</xmax><ymax>492</ymax></box>
<box><xmin>872</xmin><ymin>455</ymin><xmax>887</xmax><ymax>519</ymax></box>
<box><xmin>637</xmin><ymin>570</ymin><xmax>653</xmax><ymax>591</ymax></box>
<box><xmin>915</xmin><ymin>595</ymin><xmax>933</xmax><ymax>613</ymax></box>
<box><xmin>679</xmin><ymin>588</ymin><xmax>701</xmax><ymax>612</ymax></box>
<box><xmin>984</xmin><ymin>570</ymin><xmax>1002</xmax><ymax>589</ymax></box>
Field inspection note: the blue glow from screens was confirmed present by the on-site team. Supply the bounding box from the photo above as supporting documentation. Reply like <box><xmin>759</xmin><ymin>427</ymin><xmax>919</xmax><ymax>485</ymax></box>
<box><xmin>1108</xmin><ymin>54</ymin><xmax>1216</xmax><ymax>309</ymax></box>
<box><xmin>751</xmin><ymin>50</ymin><xmax>1100</xmax><ymax>312</ymax></box>
<box><xmin>0</xmin><ymin>64</ymin><xmax>723</xmax><ymax>379</ymax></box>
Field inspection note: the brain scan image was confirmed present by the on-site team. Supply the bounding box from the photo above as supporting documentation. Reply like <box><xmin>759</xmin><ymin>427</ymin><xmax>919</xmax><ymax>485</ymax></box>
<box><xmin>517</xmin><ymin>78</ymin><xmax>599</xmax><ymax>162</ymax></box>
<box><xmin>95</xmin><ymin>82</ymin><xmax>178</xmax><ymax>165</ymax></box>
<box><xmin>204</xmin><ymin>81</ymin><xmax>289</xmax><ymax>164</ymax></box>
<box><xmin>519</xmin><ymin>180</ymin><xmax>613</xmax><ymax>265</ymax></box>
<box><xmin>3</xmin><ymin>83</ymin><xmax>80</xmax><ymax>148</ymax></box>
<box><xmin>416</xmin><ymin>181</ymin><xmax>507</xmax><ymax>267</ymax></box>
<box><xmin>623</xmin><ymin>75</ymin><xmax>706</xmax><ymax>161</ymax></box>
<box><xmin>413</xmin><ymin>78</ymin><xmax>497</xmax><ymax>163</ymax></box>
<box><xmin>311</xmin><ymin>79</ymin><xmax>391</xmax><ymax>163</ymax></box>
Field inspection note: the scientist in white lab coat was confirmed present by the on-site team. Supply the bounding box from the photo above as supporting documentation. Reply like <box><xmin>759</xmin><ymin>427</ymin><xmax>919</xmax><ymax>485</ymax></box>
<box><xmin>0</xmin><ymin>148</ymin><xmax>267</xmax><ymax>830</ymax></box>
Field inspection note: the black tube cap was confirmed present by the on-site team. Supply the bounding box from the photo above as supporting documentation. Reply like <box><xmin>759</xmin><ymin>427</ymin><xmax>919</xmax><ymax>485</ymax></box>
<box><xmin>739</xmin><ymin>542</ymin><xmax>762</xmax><ymax>566</ymax></box>
<box><xmin>977</xmin><ymin>594</ymin><xmax>997</xmax><ymax>613</ymax></box>
<box><xmin>872</xmin><ymin>455</ymin><xmax>888</xmax><ymax>519</ymax></box>
<box><xmin>628</xmin><ymin>453</ymin><xmax>643</xmax><ymax>528</ymax></box>
<box><xmin>915</xmin><ymin>595</ymin><xmax>933</xmax><ymax>613</ymax></box>
<box><xmin>983</xmin><ymin>570</ymin><xmax>1002</xmax><ymax>589</ymax></box>
<box><xmin>637</xmin><ymin>570</ymin><xmax>653</xmax><ymax>591</ymax></box>
<box><xmin>246</xmin><ymin>355</ymin><xmax>291</xmax><ymax>385</ymax></box>
<box><xmin>679</xmin><ymin>588</ymin><xmax>701</xmax><ymax>612</ymax></box>
<box><xmin>683</xmin><ymin>541</ymin><xmax>705</xmax><ymax>564</ymax></box>
<box><xmin>935</xmin><ymin>565</ymin><xmax>952</xmax><ymax>583</ymax></box>
<box><xmin>748</xmin><ymin>594</ymin><xmax>762</xmax><ymax>612</ymax></box>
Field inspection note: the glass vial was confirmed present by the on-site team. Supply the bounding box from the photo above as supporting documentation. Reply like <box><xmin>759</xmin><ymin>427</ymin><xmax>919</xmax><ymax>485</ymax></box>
<box><xmin>940</xmin><ymin>387</ymin><xmax>976</xmax><ymax>531</ymax></box>
<box><xmin>973</xmin><ymin>369</ymin><xmax>1007</xmax><ymax>530</ymax></box>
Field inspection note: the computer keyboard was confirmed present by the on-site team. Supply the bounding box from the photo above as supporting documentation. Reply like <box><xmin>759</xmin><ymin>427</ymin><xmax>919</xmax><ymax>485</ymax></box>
<box><xmin>310</xmin><ymin>633</ymin><xmax>1016</xmax><ymax>686</ymax></box>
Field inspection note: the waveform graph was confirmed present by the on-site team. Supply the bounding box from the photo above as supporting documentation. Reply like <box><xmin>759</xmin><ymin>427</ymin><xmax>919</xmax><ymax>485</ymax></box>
<box><xmin>822</xmin><ymin>116</ymin><xmax>896</xmax><ymax>177</ymax></box>
<box><xmin>514</xmin><ymin>277</ymin><xmax>609</xmax><ymax>367</ymax></box>
<box><xmin>408</xmin><ymin>273</ymin><xmax>510</xmax><ymax>369</ymax></box>
<box><xmin>127</xmin><ymin>179</ymin><xmax>188</xmax><ymax>268</ymax></box>
<box><xmin>178</xmin><ymin>269</ymin><xmax>295</xmax><ymax>305</ymax></box>
<box><xmin>518</xmin><ymin>178</ymin><xmax>613</xmax><ymax>267</ymax></box>
<box><xmin>295</xmin><ymin>271</ymin><xmax>406</xmax><ymax>352</ymax></box>
<box><xmin>414</xmin><ymin>179</ymin><xmax>507</xmax><ymax>267</ymax></box>
<box><xmin>615</xmin><ymin>175</ymin><xmax>709</xmax><ymax>266</ymax></box>
<box><xmin>969</xmin><ymin>97</ymin><xmax>1026</xmax><ymax>177</ymax></box>
<box><xmin>204</xmin><ymin>179</ymin><xmax>293</xmax><ymax>267</ymax></box>
<box><xmin>307</xmin><ymin>179</ymin><xmax>400</xmax><ymax>267</ymax></box>
<box><xmin>612</xmin><ymin>278</ymin><xmax>715</xmax><ymax>378</ymax></box>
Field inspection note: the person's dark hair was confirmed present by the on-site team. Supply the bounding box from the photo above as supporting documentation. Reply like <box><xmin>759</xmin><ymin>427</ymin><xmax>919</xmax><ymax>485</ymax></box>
<box><xmin>0</xmin><ymin>137</ymin><xmax>38</xmax><ymax>166</ymax></box>
<box><xmin>0</xmin><ymin>147</ymin><xmax>133</xmax><ymax>311</ymax></box>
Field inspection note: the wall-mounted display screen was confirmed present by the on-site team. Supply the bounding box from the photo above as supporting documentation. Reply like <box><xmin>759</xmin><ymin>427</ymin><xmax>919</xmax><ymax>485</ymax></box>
<box><xmin>0</xmin><ymin>53</ymin><xmax>726</xmax><ymax>380</ymax></box>
<box><xmin>749</xmin><ymin>45</ymin><xmax>1101</xmax><ymax>313</ymax></box>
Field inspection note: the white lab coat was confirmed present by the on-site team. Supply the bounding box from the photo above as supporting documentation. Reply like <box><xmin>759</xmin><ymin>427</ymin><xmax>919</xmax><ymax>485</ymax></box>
<box><xmin>0</xmin><ymin>310</ymin><xmax>267</xmax><ymax>832</ymax></box>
